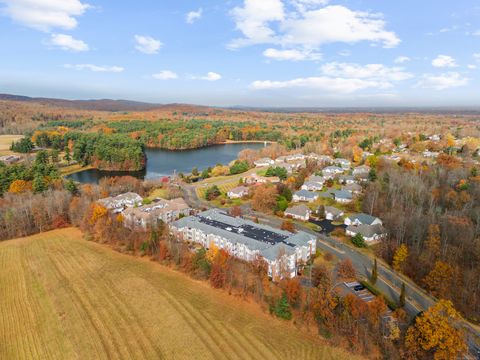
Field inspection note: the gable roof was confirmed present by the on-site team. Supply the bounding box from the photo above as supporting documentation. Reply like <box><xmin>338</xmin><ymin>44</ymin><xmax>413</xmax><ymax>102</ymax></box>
<box><xmin>347</xmin><ymin>224</ymin><xmax>386</xmax><ymax>238</ymax></box>
<box><xmin>285</xmin><ymin>204</ymin><xmax>311</xmax><ymax>217</ymax></box>
<box><xmin>294</xmin><ymin>189</ymin><xmax>318</xmax><ymax>199</ymax></box>
<box><xmin>347</xmin><ymin>213</ymin><xmax>379</xmax><ymax>225</ymax></box>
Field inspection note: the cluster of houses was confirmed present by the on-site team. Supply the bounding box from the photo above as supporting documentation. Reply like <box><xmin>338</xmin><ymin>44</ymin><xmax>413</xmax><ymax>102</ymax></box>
<box><xmin>170</xmin><ymin>209</ymin><xmax>316</xmax><ymax>279</ymax></box>
<box><xmin>226</xmin><ymin>172</ymin><xmax>281</xmax><ymax>200</ymax></box>
<box><xmin>97</xmin><ymin>192</ymin><xmax>192</xmax><ymax>229</ymax></box>
<box><xmin>0</xmin><ymin>154</ymin><xmax>21</xmax><ymax>165</ymax></box>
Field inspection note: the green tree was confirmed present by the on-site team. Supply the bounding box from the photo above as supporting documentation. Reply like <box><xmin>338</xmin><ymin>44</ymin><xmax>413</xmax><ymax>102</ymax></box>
<box><xmin>201</xmin><ymin>168</ymin><xmax>210</xmax><ymax>179</ymax></box>
<box><xmin>64</xmin><ymin>147</ymin><xmax>71</xmax><ymax>164</ymax></box>
<box><xmin>10</xmin><ymin>137</ymin><xmax>33</xmax><ymax>153</ymax></box>
<box><xmin>50</xmin><ymin>149</ymin><xmax>60</xmax><ymax>164</ymax></box>
<box><xmin>272</xmin><ymin>293</ymin><xmax>292</xmax><ymax>320</ymax></box>
<box><xmin>65</xmin><ymin>179</ymin><xmax>78</xmax><ymax>195</ymax></box>
<box><xmin>205</xmin><ymin>185</ymin><xmax>221</xmax><ymax>200</ymax></box>
<box><xmin>371</xmin><ymin>258</ymin><xmax>378</xmax><ymax>285</ymax></box>
<box><xmin>399</xmin><ymin>282</ymin><xmax>406</xmax><ymax>307</ymax></box>
<box><xmin>191</xmin><ymin>167</ymin><xmax>199</xmax><ymax>176</ymax></box>
<box><xmin>32</xmin><ymin>174</ymin><xmax>46</xmax><ymax>193</ymax></box>
<box><xmin>351</xmin><ymin>233</ymin><xmax>367</xmax><ymax>248</ymax></box>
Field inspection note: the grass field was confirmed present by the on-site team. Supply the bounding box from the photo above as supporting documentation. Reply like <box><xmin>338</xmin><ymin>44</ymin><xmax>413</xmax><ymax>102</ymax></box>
<box><xmin>0</xmin><ymin>228</ymin><xmax>360</xmax><ymax>360</ymax></box>
<box><xmin>0</xmin><ymin>134</ymin><xmax>23</xmax><ymax>155</ymax></box>
<box><xmin>196</xmin><ymin>180</ymin><xmax>240</xmax><ymax>199</ymax></box>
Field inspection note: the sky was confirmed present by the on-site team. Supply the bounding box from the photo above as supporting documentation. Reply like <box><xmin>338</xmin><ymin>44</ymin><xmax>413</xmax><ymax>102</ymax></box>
<box><xmin>0</xmin><ymin>0</ymin><xmax>479</xmax><ymax>107</ymax></box>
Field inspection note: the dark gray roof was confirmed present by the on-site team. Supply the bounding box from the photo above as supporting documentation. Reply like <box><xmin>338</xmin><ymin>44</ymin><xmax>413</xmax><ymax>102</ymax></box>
<box><xmin>324</xmin><ymin>206</ymin><xmax>343</xmax><ymax>216</ymax></box>
<box><xmin>285</xmin><ymin>204</ymin><xmax>310</xmax><ymax>217</ymax></box>
<box><xmin>347</xmin><ymin>213</ymin><xmax>379</xmax><ymax>225</ymax></box>
<box><xmin>347</xmin><ymin>224</ymin><xmax>386</xmax><ymax>238</ymax></box>
<box><xmin>294</xmin><ymin>189</ymin><xmax>318</xmax><ymax>199</ymax></box>
<box><xmin>260</xmin><ymin>243</ymin><xmax>296</xmax><ymax>261</ymax></box>
<box><xmin>332</xmin><ymin>189</ymin><xmax>352</xmax><ymax>200</ymax></box>
<box><xmin>172</xmin><ymin>209</ymin><xmax>315</xmax><ymax>252</ymax></box>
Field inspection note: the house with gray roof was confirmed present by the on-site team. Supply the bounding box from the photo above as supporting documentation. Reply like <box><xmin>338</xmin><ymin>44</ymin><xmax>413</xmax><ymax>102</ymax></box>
<box><xmin>346</xmin><ymin>224</ymin><xmax>387</xmax><ymax>243</ymax></box>
<box><xmin>254</xmin><ymin>157</ymin><xmax>274</xmax><ymax>167</ymax></box>
<box><xmin>284</xmin><ymin>204</ymin><xmax>311</xmax><ymax>221</ymax></box>
<box><xmin>170</xmin><ymin>209</ymin><xmax>316</xmax><ymax>279</ymax></box>
<box><xmin>331</xmin><ymin>189</ymin><xmax>353</xmax><ymax>203</ymax></box>
<box><xmin>123</xmin><ymin>198</ymin><xmax>191</xmax><ymax>229</ymax></box>
<box><xmin>301</xmin><ymin>181</ymin><xmax>323</xmax><ymax>191</ymax></box>
<box><xmin>344</xmin><ymin>213</ymin><xmax>382</xmax><ymax>226</ymax></box>
<box><xmin>353</xmin><ymin>165</ymin><xmax>371</xmax><ymax>176</ymax></box>
<box><xmin>334</xmin><ymin>158</ymin><xmax>351</xmax><ymax>169</ymax></box>
<box><xmin>342</xmin><ymin>183</ymin><xmax>362</xmax><ymax>194</ymax></box>
<box><xmin>227</xmin><ymin>186</ymin><xmax>249</xmax><ymax>199</ymax></box>
<box><xmin>322</xmin><ymin>166</ymin><xmax>344</xmax><ymax>176</ymax></box>
<box><xmin>293</xmin><ymin>189</ymin><xmax>319</xmax><ymax>203</ymax></box>
<box><xmin>339</xmin><ymin>175</ymin><xmax>356</xmax><ymax>185</ymax></box>
<box><xmin>324</xmin><ymin>206</ymin><xmax>344</xmax><ymax>221</ymax></box>
<box><xmin>97</xmin><ymin>192</ymin><xmax>143</xmax><ymax>213</ymax></box>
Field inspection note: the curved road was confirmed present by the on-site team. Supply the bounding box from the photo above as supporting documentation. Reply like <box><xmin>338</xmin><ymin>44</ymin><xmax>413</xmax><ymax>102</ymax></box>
<box><xmin>180</xmin><ymin>181</ymin><xmax>480</xmax><ymax>357</ymax></box>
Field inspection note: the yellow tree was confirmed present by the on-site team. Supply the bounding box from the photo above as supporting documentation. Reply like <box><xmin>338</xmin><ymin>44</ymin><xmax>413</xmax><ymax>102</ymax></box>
<box><xmin>423</xmin><ymin>261</ymin><xmax>455</xmax><ymax>298</ymax></box>
<box><xmin>405</xmin><ymin>300</ymin><xmax>467</xmax><ymax>360</ymax></box>
<box><xmin>425</xmin><ymin>224</ymin><xmax>441</xmax><ymax>257</ymax></box>
<box><xmin>206</xmin><ymin>242</ymin><xmax>219</xmax><ymax>263</ymax></box>
<box><xmin>392</xmin><ymin>244</ymin><xmax>408</xmax><ymax>272</ymax></box>
<box><xmin>89</xmin><ymin>204</ymin><xmax>108</xmax><ymax>225</ymax></box>
<box><xmin>8</xmin><ymin>180</ymin><xmax>32</xmax><ymax>194</ymax></box>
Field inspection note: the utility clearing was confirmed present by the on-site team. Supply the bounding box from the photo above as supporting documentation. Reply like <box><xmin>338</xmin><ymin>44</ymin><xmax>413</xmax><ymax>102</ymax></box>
<box><xmin>0</xmin><ymin>228</ymin><xmax>357</xmax><ymax>360</ymax></box>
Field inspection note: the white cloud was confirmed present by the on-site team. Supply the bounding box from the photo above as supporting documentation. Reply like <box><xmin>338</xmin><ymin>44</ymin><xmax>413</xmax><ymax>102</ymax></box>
<box><xmin>199</xmin><ymin>72</ymin><xmax>222</xmax><ymax>81</ymax></box>
<box><xmin>153</xmin><ymin>71</ymin><xmax>178</xmax><ymax>80</ymax></box>
<box><xmin>229</xmin><ymin>0</ymin><xmax>285</xmax><ymax>48</ymax></box>
<box><xmin>64</xmin><ymin>64</ymin><xmax>124</xmax><ymax>72</ymax></box>
<box><xmin>134</xmin><ymin>35</ymin><xmax>162</xmax><ymax>54</ymax></box>
<box><xmin>416</xmin><ymin>72</ymin><xmax>468</xmax><ymax>90</ymax></box>
<box><xmin>186</xmin><ymin>8</ymin><xmax>202</xmax><ymax>24</ymax></box>
<box><xmin>251</xmin><ymin>77</ymin><xmax>386</xmax><ymax>93</ymax></box>
<box><xmin>472</xmin><ymin>30</ymin><xmax>480</xmax><ymax>36</ymax></box>
<box><xmin>394</xmin><ymin>56</ymin><xmax>410</xmax><ymax>64</ymax></box>
<box><xmin>229</xmin><ymin>2</ymin><xmax>399</xmax><ymax>53</ymax></box>
<box><xmin>467</xmin><ymin>64</ymin><xmax>477</xmax><ymax>69</ymax></box>
<box><xmin>263</xmin><ymin>48</ymin><xmax>321</xmax><ymax>61</ymax></box>
<box><xmin>50</xmin><ymin>33</ymin><xmax>89</xmax><ymax>52</ymax></box>
<box><xmin>252</xmin><ymin>61</ymin><xmax>412</xmax><ymax>93</ymax></box>
<box><xmin>0</xmin><ymin>0</ymin><xmax>90</xmax><ymax>31</ymax></box>
<box><xmin>432</xmin><ymin>55</ymin><xmax>457</xmax><ymax>68</ymax></box>
<box><xmin>321</xmin><ymin>62</ymin><xmax>413</xmax><ymax>82</ymax></box>
<box><xmin>474</xmin><ymin>53</ymin><xmax>480</xmax><ymax>61</ymax></box>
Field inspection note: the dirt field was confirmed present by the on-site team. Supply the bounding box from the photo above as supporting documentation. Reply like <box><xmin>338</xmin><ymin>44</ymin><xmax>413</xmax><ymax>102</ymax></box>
<box><xmin>0</xmin><ymin>228</ymin><xmax>359</xmax><ymax>360</ymax></box>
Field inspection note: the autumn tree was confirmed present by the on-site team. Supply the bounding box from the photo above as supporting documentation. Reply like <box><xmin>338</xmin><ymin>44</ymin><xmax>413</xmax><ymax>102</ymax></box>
<box><xmin>8</xmin><ymin>180</ymin><xmax>31</xmax><ymax>194</ymax></box>
<box><xmin>405</xmin><ymin>300</ymin><xmax>467</xmax><ymax>359</ymax></box>
<box><xmin>210</xmin><ymin>249</ymin><xmax>231</xmax><ymax>289</ymax></box>
<box><xmin>392</xmin><ymin>244</ymin><xmax>408</xmax><ymax>272</ymax></box>
<box><xmin>280</xmin><ymin>219</ymin><xmax>296</xmax><ymax>233</ymax></box>
<box><xmin>284</xmin><ymin>278</ymin><xmax>302</xmax><ymax>306</ymax></box>
<box><xmin>337</xmin><ymin>258</ymin><xmax>356</xmax><ymax>280</ymax></box>
<box><xmin>230</xmin><ymin>205</ymin><xmax>242</xmax><ymax>217</ymax></box>
<box><xmin>251</xmin><ymin>184</ymin><xmax>277</xmax><ymax>214</ymax></box>
<box><xmin>423</xmin><ymin>261</ymin><xmax>456</xmax><ymax>299</ymax></box>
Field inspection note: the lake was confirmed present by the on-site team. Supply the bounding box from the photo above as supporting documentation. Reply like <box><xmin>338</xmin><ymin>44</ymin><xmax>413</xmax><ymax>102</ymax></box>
<box><xmin>66</xmin><ymin>142</ymin><xmax>266</xmax><ymax>184</ymax></box>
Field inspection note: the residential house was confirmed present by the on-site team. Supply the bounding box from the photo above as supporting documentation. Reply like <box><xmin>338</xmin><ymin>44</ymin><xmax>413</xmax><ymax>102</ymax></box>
<box><xmin>254</xmin><ymin>157</ymin><xmax>274</xmax><ymax>167</ymax></box>
<box><xmin>243</xmin><ymin>173</ymin><xmax>280</xmax><ymax>185</ymax></box>
<box><xmin>97</xmin><ymin>192</ymin><xmax>143</xmax><ymax>213</ymax></box>
<box><xmin>344</xmin><ymin>213</ymin><xmax>382</xmax><ymax>226</ymax></box>
<box><xmin>322</xmin><ymin>166</ymin><xmax>344</xmax><ymax>176</ymax></box>
<box><xmin>346</xmin><ymin>224</ymin><xmax>387</xmax><ymax>243</ymax></box>
<box><xmin>353</xmin><ymin>165</ymin><xmax>371</xmax><ymax>177</ymax></box>
<box><xmin>423</xmin><ymin>150</ymin><xmax>439</xmax><ymax>158</ymax></box>
<box><xmin>284</xmin><ymin>204</ymin><xmax>312</xmax><ymax>221</ymax></box>
<box><xmin>293</xmin><ymin>190</ymin><xmax>319</xmax><ymax>203</ymax></box>
<box><xmin>301</xmin><ymin>181</ymin><xmax>323</xmax><ymax>191</ymax></box>
<box><xmin>308</xmin><ymin>175</ymin><xmax>326</xmax><ymax>185</ymax></box>
<box><xmin>331</xmin><ymin>189</ymin><xmax>353</xmax><ymax>203</ymax></box>
<box><xmin>227</xmin><ymin>186</ymin><xmax>249</xmax><ymax>199</ymax></box>
<box><xmin>170</xmin><ymin>209</ymin><xmax>317</xmax><ymax>279</ymax></box>
<box><xmin>123</xmin><ymin>198</ymin><xmax>191</xmax><ymax>229</ymax></box>
<box><xmin>324</xmin><ymin>206</ymin><xmax>344</xmax><ymax>221</ymax></box>
<box><xmin>339</xmin><ymin>175</ymin><xmax>356</xmax><ymax>185</ymax></box>
<box><xmin>342</xmin><ymin>183</ymin><xmax>362</xmax><ymax>194</ymax></box>
<box><xmin>334</xmin><ymin>158</ymin><xmax>351</xmax><ymax>169</ymax></box>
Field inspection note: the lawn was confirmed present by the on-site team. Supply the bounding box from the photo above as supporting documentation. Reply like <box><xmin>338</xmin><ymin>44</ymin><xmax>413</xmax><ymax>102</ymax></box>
<box><xmin>196</xmin><ymin>180</ymin><xmax>240</xmax><ymax>200</ymax></box>
<box><xmin>0</xmin><ymin>228</ymin><xmax>359</xmax><ymax>360</ymax></box>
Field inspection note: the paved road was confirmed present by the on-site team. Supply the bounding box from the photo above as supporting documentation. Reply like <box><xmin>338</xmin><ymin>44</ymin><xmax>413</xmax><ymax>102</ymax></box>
<box><xmin>180</xmin><ymin>181</ymin><xmax>480</xmax><ymax>357</ymax></box>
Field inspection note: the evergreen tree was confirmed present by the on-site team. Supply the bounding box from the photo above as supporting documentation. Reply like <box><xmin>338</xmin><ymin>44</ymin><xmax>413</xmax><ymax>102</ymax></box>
<box><xmin>32</xmin><ymin>174</ymin><xmax>46</xmax><ymax>193</ymax></box>
<box><xmin>371</xmin><ymin>258</ymin><xmax>378</xmax><ymax>285</ymax></box>
<box><xmin>65</xmin><ymin>179</ymin><xmax>78</xmax><ymax>195</ymax></box>
<box><xmin>400</xmin><ymin>282</ymin><xmax>406</xmax><ymax>307</ymax></box>
<box><xmin>273</xmin><ymin>293</ymin><xmax>292</xmax><ymax>320</ymax></box>
<box><xmin>65</xmin><ymin>147</ymin><xmax>71</xmax><ymax>164</ymax></box>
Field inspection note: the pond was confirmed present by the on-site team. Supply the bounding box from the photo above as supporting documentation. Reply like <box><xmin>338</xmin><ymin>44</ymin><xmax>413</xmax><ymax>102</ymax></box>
<box><xmin>66</xmin><ymin>142</ymin><xmax>266</xmax><ymax>184</ymax></box>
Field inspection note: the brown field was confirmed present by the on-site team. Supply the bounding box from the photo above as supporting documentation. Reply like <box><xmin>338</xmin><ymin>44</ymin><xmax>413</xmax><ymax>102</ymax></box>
<box><xmin>0</xmin><ymin>134</ymin><xmax>23</xmax><ymax>155</ymax></box>
<box><xmin>0</xmin><ymin>228</ymin><xmax>359</xmax><ymax>360</ymax></box>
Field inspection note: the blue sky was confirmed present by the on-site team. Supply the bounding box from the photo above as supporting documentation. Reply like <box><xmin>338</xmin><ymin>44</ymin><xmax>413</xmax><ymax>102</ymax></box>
<box><xmin>0</xmin><ymin>0</ymin><xmax>479</xmax><ymax>107</ymax></box>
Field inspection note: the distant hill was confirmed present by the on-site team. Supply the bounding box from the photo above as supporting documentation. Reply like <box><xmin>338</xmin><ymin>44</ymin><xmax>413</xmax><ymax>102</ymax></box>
<box><xmin>0</xmin><ymin>94</ymin><xmax>164</xmax><ymax>112</ymax></box>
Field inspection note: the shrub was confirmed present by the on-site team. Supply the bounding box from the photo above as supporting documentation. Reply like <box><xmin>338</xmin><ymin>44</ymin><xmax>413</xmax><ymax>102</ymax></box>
<box><xmin>351</xmin><ymin>233</ymin><xmax>367</xmax><ymax>248</ymax></box>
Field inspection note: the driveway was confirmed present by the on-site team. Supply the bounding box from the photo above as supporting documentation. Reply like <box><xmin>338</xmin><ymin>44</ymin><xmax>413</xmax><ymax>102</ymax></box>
<box><xmin>309</xmin><ymin>218</ymin><xmax>346</xmax><ymax>234</ymax></box>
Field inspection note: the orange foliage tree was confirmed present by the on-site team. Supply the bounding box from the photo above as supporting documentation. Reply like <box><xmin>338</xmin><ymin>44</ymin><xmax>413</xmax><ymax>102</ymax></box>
<box><xmin>8</xmin><ymin>180</ymin><xmax>32</xmax><ymax>194</ymax></box>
